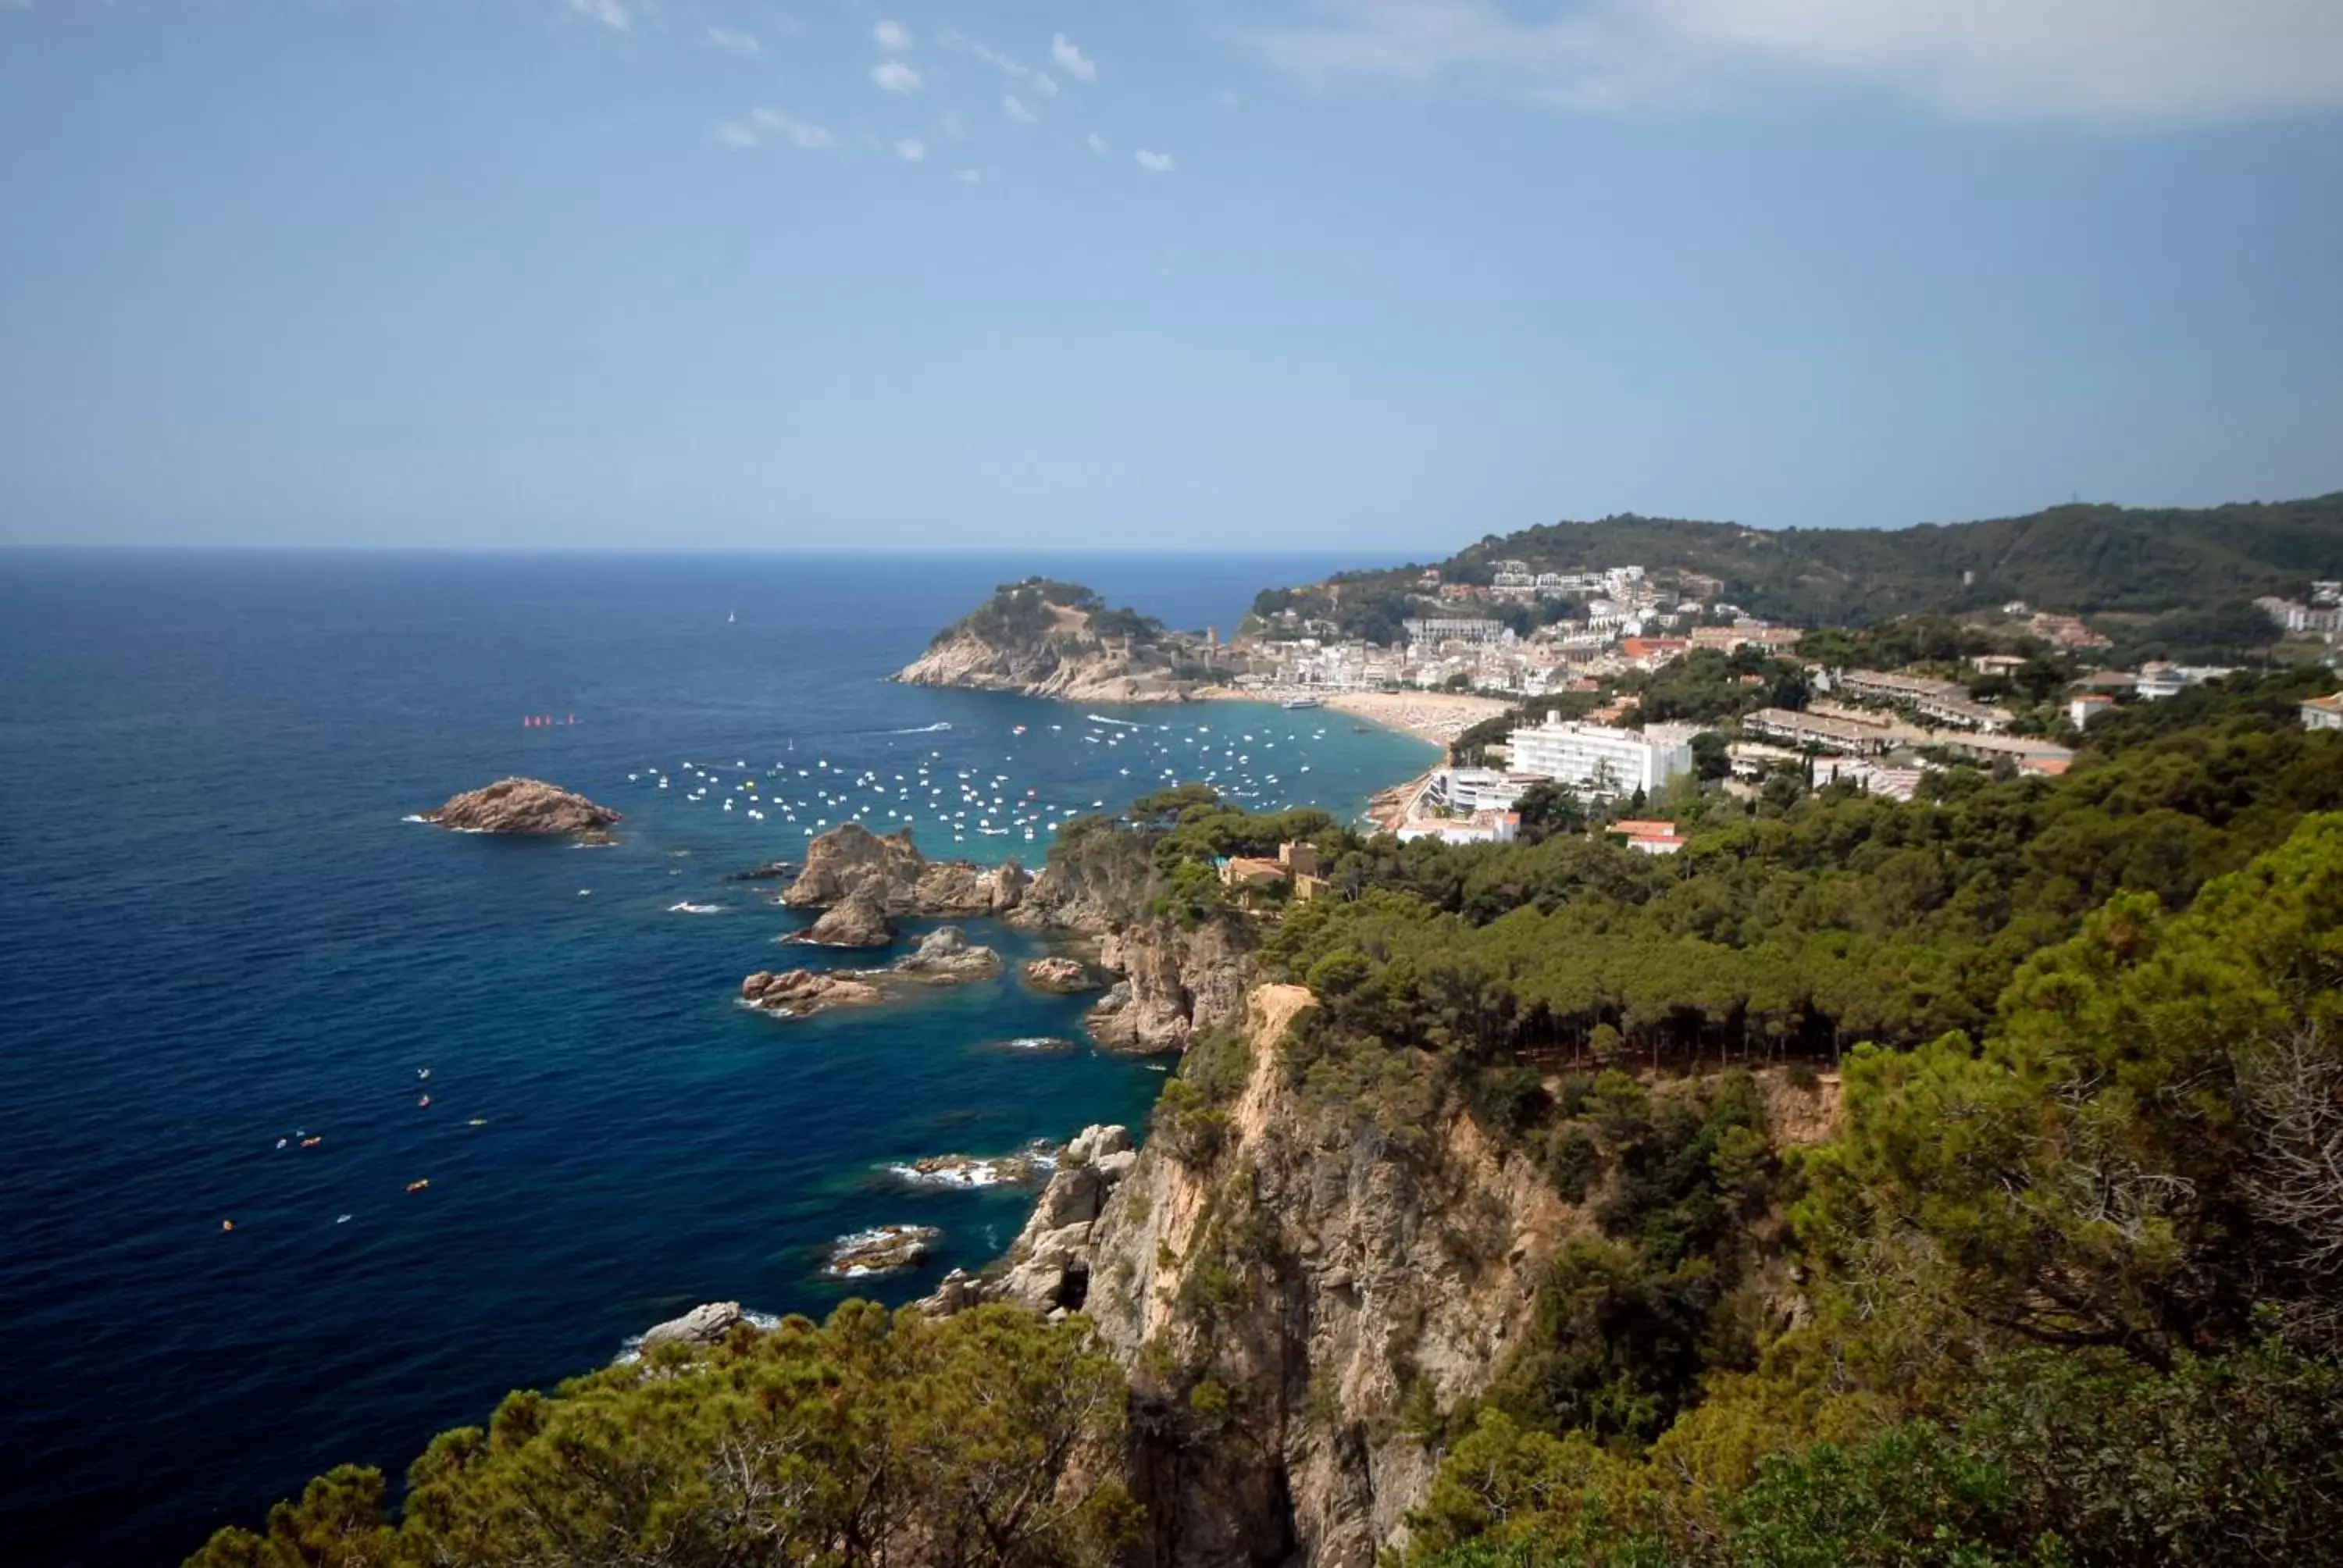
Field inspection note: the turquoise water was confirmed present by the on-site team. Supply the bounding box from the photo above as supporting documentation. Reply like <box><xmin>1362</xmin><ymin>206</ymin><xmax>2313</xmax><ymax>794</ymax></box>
<box><xmin>0</xmin><ymin>552</ymin><xmax>1432</xmax><ymax>1566</ymax></box>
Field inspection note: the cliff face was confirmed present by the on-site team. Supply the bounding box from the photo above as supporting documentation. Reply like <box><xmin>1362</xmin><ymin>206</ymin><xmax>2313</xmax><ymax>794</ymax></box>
<box><xmin>1079</xmin><ymin>986</ymin><xmax>1583</xmax><ymax>1566</ymax></box>
<box><xmin>893</xmin><ymin>579</ymin><xmax>1209</xmax><ymax>703</ymax></box>
<box><xmin>1086</xmin><ymin>920</ymin><xmax>1254</xmax><ymax>1053</ymax></box>
<box><xmin>1011</xmin><ymin>825</ymin><xmax>1258</xmax><ymax>1053</ymax></box>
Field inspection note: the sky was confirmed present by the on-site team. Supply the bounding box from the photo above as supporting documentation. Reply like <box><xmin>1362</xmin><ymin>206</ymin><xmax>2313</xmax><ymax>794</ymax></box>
<box><xmin>0</xmin><ymin>0</ymin><xmax>2338</xmax><ymax>553</ymax></box>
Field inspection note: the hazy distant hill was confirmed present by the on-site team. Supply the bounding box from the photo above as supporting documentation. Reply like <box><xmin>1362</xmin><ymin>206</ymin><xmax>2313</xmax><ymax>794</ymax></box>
<box><xmin>1263</xmin><ymin>494</ymin><xmax>2343</xmax><ymax>633</ymax></box>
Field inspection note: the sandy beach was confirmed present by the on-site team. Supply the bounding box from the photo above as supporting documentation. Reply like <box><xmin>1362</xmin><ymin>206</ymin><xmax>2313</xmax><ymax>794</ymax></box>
<box><xmin>1192</xmin><ymin>686</ymin><xmax>1513</xmax><ymax>750</ymax></box>
<box><xmin>1318</xmin><ymin>690</ymin><xmax>1514</xmax><ymax>750</ymax></box>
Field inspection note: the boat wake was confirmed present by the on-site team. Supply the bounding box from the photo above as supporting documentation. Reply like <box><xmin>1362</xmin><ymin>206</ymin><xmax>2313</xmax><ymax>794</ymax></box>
<box><xmin>889</xmin><ymin>722</ymin><xmax>954</xmax><ymax>734</ymax></box>
<box><xmin>666</xmin><ymin>901</ymin><xmax>725</xmax><ymax>914</ymax></box>
<box><xmin>1086</xmin><ymin>714</ymin><xmax>1144</xmax><ymax>728</ymax></box>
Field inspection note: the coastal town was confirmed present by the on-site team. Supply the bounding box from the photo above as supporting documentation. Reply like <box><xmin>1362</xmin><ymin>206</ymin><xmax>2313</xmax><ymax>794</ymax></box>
<box><xmin>1196</xmin><ymin>561</ymin><xmax>2343</xmax><ymax>851</ymax></box>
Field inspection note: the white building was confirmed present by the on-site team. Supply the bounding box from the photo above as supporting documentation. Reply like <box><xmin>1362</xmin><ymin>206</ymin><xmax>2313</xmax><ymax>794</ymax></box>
<box><xmin>1506</xmin><ymin>715</ymin><xmax>1691</xmax><ymax>798</ymax></box>
<box><xmin>2302</xmin><ymin>693</ymin><xmax>2343</xmax><ymax>732</ymax></box>
<box><xmin>1426</xmin><ymin>768</ymin><xmax>1540</xmax><ymax>814</ymax></box>
<box><xmin>1397</xmin><ymin>811</ymin><xmax>1520</xmax><ymax>845</ymax></box>
<box><xmin>1403</xmin><ymin>617</ymin><xmax>1512</xmax><ymax>647</ymax></box>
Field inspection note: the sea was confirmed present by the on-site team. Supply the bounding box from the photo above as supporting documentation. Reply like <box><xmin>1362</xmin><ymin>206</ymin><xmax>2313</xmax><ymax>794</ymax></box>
<box><xmin>0</xmin><ymin>551</ymin><xmax>1433</xmax><ymax>1567</ymax></box>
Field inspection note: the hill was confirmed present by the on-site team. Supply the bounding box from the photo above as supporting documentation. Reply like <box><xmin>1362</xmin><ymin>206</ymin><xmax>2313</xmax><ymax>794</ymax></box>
<box><xmin>892</xmin><ymin>577</ymin><xmax>1218</xmax><ymax>703</ymax></box>
<box><xmin>1254</xmin><ymin>492</ymin><xmax>2343</xmax><ymax>636</ymax></box>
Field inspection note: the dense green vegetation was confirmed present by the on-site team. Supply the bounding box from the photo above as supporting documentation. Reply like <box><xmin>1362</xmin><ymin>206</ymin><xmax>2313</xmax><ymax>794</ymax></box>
<box><xmin>200</xmin><ymin>668</ymin><xmax>2343</xmax><ymax>1568</ymax></box>
<box><xmin>940</xmin><ymin>578</ymin><xmax>1171</xmax><ymax>651</ymax></box>
<box><xmin>1397</xmin><ymin>810</ymin><xmax>2343</xmax><ymax>1565</ymax></box>
<box><xmin>1253</xmin><ymin>493</ymin><xmax>2342</xmax><ymax>636</ymax></box>
<box><xmin>190</xmin><ymin>1305</ymin><xmax>1135</xmax><ymax>1568</ymax></box>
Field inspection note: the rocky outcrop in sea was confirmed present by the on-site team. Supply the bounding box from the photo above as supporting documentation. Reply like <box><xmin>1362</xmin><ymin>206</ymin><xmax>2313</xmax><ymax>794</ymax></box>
<box><xmin>637</xmin><ymin>1300</ymin><xmax>742</xmax><ymax>1352</ymax></box>
<box><xmin>781</xmin><ymin>822</ymin><xmax>1026</xmax><ymax>919</ymax></box>
<box><xmin>739</xmin><ymin>968</ymin><xmax>886</xmax><ymax>1017</ymax></box>
<box><xmin>824</xmin><ymin>1224</ymin><xmax>942</xmax><ymax>1278</ymax></box>
<box><xmin>794</xmin><ymin>884</ymin><xmax>896</xmax><ymax>948</ymax></box>
<box><xmin>889</xmin><ymin>925</ymin><xmax>1002</xmax><ymax>984</ymax></box>
<box><xmin>1022</xmin><ymin>955</ymin><xmax>1111</xmax><ymax>994</ymax></box>
<box><xmin>422</xmin><ymin>777</ymin><xmax>621</xmax><ymax>837</ymax></box>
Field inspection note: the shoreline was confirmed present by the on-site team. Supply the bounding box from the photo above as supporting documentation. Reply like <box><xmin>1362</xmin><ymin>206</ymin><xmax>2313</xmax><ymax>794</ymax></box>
<box><xmin>1190</xmin><ymin>685</ymin><xmax>1511</xmax><ymax>752</ymax></box>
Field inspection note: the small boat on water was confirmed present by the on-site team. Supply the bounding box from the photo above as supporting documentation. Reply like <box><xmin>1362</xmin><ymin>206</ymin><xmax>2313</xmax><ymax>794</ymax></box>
<box><xmin>406</xmin><ymin>1179</ymin><xmax>430</xmax><ymax>1194</ymax></box>
<box><xmin>1282</xmin><ymin>696</ymin><xmax>1321</xmax><ymax>709</ymax></box>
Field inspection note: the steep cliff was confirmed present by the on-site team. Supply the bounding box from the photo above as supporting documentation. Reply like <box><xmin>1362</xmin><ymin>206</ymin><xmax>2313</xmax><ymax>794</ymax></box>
<box><xmin>1010</xmin><ymin>815</ymin><xmax>1258</xmax><ymax>1052</ymax></box>
<box><xmin>893</xmin><ymin>578</ymin><xmax>1213</xmax><ymax>703</ymax></box>
<box><xmin>1077</xmin><ymin>985</ymin><xmax>1582</xmax><ymax>1566</ymax></box>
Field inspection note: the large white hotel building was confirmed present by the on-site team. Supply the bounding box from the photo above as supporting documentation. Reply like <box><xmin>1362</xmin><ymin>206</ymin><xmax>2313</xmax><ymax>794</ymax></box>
<box><xmin>1507</xmin><ymin>715</ymin><xmax>1692</xmax><ymax>798</ymax></box>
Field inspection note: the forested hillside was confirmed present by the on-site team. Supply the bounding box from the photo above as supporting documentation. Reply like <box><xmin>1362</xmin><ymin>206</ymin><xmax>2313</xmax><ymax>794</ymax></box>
<box><xmin>1260</xmin><ymin>493</ymin><xmax>2342</xmax><ymax>632</ymax></box>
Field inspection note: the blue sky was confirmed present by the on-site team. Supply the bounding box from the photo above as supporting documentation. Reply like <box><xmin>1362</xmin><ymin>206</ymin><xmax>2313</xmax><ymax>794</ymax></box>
<box><xmin>1</xmin><ymin>1</ymin><xmax>2338</xmax><ymax>552</ymax></box>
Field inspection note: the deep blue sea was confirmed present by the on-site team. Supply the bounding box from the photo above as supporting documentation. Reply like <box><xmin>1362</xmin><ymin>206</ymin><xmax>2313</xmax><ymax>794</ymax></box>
<box><xmin>0</xmin><ymin>552</ymin><xmax>1433</xmax><ymax>1567</ymax></box>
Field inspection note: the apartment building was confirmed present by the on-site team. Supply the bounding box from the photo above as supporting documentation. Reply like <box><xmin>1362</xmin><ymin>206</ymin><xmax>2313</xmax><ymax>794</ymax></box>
<box><xmin>1507</xmin><ymin>715</ymin><xmax>1691</xmax><ymax>796</ymax></box>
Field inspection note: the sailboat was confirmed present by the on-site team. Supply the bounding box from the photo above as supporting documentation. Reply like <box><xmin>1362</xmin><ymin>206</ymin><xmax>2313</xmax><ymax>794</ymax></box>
<box><xmin>727</xmin><ymin>610</ymin><xmax>737</xmax><ymax>624</ymax></box>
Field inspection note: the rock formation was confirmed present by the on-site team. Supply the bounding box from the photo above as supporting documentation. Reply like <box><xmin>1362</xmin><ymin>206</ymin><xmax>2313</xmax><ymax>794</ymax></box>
<box><xmin>1022</xmin><ymin>955</ymin><xmax>1111</xmax><ymax>994</ymax></box>
<box><xmin>824</xmin><ymin>1224</ymin><xmax>942</xmax><ymax>1278</ymax></box>
<box><xmin>722</xmin><ymin>861</ymin><xmax>794</xmax><ymax>882</ymax></box>
<box><xmin>637</xmin><ymin>1300</ymin><xmax>741</xmax><ymax>1352</ymax></box>
<box><xmin>893</xmin><ymin>1150</ymin><xmax>1050</xmax><ymax>1190</ymax></box>
<box><xmin>423</xmin><ymin>777</ymin><xmax>620</xmax><ymax>836</ymax></box>
<box><xmin>795</xmin><ymin>884</ymin><xmax>896</xmax><ymax>948</ymax></box>
<box><xmin>1082</xmin><ymin>921</ymin><xmax>1255</xmax><ymax>1053</ymax></box>
<box><xmin>892</xmin><ymin>579</ymin><xmax>1213</xmax><ymax>703</ymax></box>
<box><xmin>739</xmin><ymin>968</ymin><xmax>886</xmax><ymax>1018</ymax></box>
<box><xmin>782</xmin><ymin>823</ymin><xmax>1026</xmax><ymax>918</ymax></box>
<box><xmin>919</xmin><ymin>1125</ymin><xmax>1138</xmax><ymax>1319</ymax></box>
<box><xmin>889</xmin><ymin>925</ymin><xmax>1002</xmax><ymax>984</ymax></box>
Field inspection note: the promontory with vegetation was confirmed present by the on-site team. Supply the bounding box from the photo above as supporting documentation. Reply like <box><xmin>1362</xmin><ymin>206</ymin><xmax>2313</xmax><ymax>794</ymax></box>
<box><xmin>893</xmin><ymin>577</ymin><xmax>1225</xmax><ymax>704</ymax></box>
<box><xmin>198</xmin><ymin>494</ymin><xmax>2343</xmax><ymax>1568</ymax></box>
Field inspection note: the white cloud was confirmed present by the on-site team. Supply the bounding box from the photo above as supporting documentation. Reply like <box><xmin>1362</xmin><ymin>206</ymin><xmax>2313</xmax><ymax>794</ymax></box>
<box><xmin>567</xmin><ymin>0</ymin><xmax>628</xmax><ymax>31</ymax></box>
<box><xmin>714</xmin><ymin>122</ymin><xmax>761</xmax><ymax>148</ymax></box>
<box><xmin>1136</xmin><ymin>148</ymin><xmax>1175</xmax><ymax>173</ymax></box>
<box><xmin>1051</xmin><ymin>33</ymin><xmax>1098</xmax><ymax>83</ymax></box>
<box><xmin>1086</xmin><ymin>130</ymin><xmax>1111</xmax><ymax>155</ymax></box>
<box><xmin>896</xmin><ymin>137</ymin><xmax>927</xmax><ymax>161</ymax></box>
<box><xmin>1032</xmin><ymin>73</ymin><xmax>1060</xmax><ymax>98</ymax></box>
<box><xmin>873</xmin><ymin>19</ymin><xmax>914</xmax><ymax>52</ymax></box>
<box><xmin>1004</xmin><ymin>94</ymin><xmax>1038</xmax><ymax>123</ymax></box>
<box><xmin>956</xmin><ymin>169</ymin><xmax>984</xmax><ymax>184</ymax></box>
<box><xmin>1243</xmin><ymin>0</ymin><xmax>2343</xmax><ymax>124</ymax></box>
<box><xmin>705</xmin><ymin>27</ymin><xmax>761</xmax><ymax>58</ymax></box>
<box><xmin>871</xmin><ymin>59</ymin><xmax>924</xmax><ymax>93</ymax></box>
<box><xmin>752</xmin><ymin>107</ymin><xmax>835</xmax><ymax>148</ymax></box>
